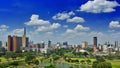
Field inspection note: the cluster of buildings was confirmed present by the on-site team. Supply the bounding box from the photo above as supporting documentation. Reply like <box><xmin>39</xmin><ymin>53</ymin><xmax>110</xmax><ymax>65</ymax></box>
<box><xmin>93</xmin><ymin>37</ymin><xmax>120</xmax><ymax>55</ymax></box>
<box><xmin>7</xmin><ymin>27</ymin><xmax>29</xmax><ymax>52</ymax></box>
<box><xmin>0</xmin><ymin>28</ymin><xmax>120</xmax><ymax>56</ymax></box>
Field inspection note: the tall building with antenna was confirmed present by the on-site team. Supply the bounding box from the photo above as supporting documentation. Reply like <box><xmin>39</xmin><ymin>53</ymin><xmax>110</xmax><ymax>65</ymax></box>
<box><xmin>22</xmin><ymin>27</ymin><xmax>29</xmax><ymax>48</ymax></box>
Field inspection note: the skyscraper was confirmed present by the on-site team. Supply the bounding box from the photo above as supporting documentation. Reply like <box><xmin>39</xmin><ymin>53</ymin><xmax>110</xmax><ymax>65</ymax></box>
<box><xmin>8</xmin><ymin>35</ymin><xmax>13</xmax><ymax>52</ymax></box>
<box><xmin>93</xmin><ymin>37</ymin><xmax>97</xmax><ymax>47</ymax></box>
<box><xmin>48</xmin><ymin>40</ymin><xmax>51</xmax><ymax>47</ymax></box>
<box><xmin>0</xmin><ymin>41</ymin><xmax>2</xmax><ymax>47</ymax></box>
<box><xmin>13</xmin><ymin>36</ymin><xmax>22</xmax><ymax>52</ymax></box>
<box><xmin>82</xmin><ymin>41</ymin><xmax>88</xmax><ymax>49</ymax></box>
<box><xmin>115</xmin><ymin>41</ymin><xmax>118</xmax><ymax>48</ymax></box>
<box><xmin>22</xmin><ymin>27</ymin><xmax>29</xmax><ymax>48</ymax></box>
<box><xmin>7</xmin><ymin>35</ymin><xmax>22</xmax><ymax>52</ymax></box>
<box><xmin>40</xmin><ymin>40</ymin><xmax>45</xmax><ymax>48</ymax></box>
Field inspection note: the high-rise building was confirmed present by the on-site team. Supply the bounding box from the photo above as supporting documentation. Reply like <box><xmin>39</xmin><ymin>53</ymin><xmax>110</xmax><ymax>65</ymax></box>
<box><xmin>48</xmin><ymin>40</ymin><xmax>51</xmax><ymax>47</ymax></box>
<box><xmin>82</xmin><ymin>41</ymin><xmax>88</xmax><ymax>49</ymax></box>
<box><xmin>93</xmin><ymin>37</ymin><xmax>97</xmax><ymax>47</ymax></box>
<box><xmin>0</xmin><ymin>41</ymin><xmax>2</xmax><ymax>47</ymax></box>
<box><xmin>7</xmin><ymin>35</ymin><xmax>22</xmax><ymax>52</ymax></box>
<box><xmin>63</xmin><ymin>41</ymin><xmax>68</xmax><ymax>46</ymax></box>
<box><xmin>13</xmin><ymin>36</ymin><xmax>22</xmax><ymax>52</ymax></box>
<box><xmin>8</xmin><ymin>35</ymin><xmax>13</xmax><ymax>52</ymax></box>
<box><xmin>40</xmin><ymin>40</ymin><xmax>45</xmax><ymax>48</ymax></box>
<box><xmin>115</xmin><ymin>41</ymin><xmax>118</xmax><ymax>48</ymax></box>
<box><xmin>22</xmin><ymin>27</ymin><xmax>29</xmax><ymax>48</ymax></box>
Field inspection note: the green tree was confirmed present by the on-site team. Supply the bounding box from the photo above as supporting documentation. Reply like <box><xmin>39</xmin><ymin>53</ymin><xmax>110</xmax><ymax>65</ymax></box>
<box><xmin>92</xmin><ymin>56</ymin><xmax>112</xmax><ymax>68</ymax></box>
<box><xmin>81</xmin><ymin>60</ymin><xmax>85</xmax><ymax>64</ymax></box>
<box><xmin>86</xmin><ymin>59</ymin><xmax>91</xmax><ymax>64</ymax></box>
<box><xmin>64</xmin><ymin>53</ymin><xmax>74</xmax><ymax>58</ymax></box>
<box><xmin>44</xmin><ymin>64</ymin><xmax>55</xmax><ymax>68</ymax></box>
<box><xmin>33</xmin><ymin>60</ymin><xmax>39</xmax><ymax>65</ymax></box>
<box><xmin>25</xmin><ymin>53</ymin><xmax>35</xmax><ymax>64</ymax></box>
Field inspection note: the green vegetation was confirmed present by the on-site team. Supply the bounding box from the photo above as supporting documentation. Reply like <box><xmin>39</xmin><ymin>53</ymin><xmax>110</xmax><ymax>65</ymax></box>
<box><xmin>92</xmin><ymin>56</ymin><xmax>112</xmax><ymax>68</ymax></box>
<box><xmin>0</xmin><ymin>47</ymin><xmax>119</xmax><ymax>68</ymax></box>
<box><xmin>44</xmin><ymin>64</ymin><xmax>55</xmax><ymax>68</ymax></box>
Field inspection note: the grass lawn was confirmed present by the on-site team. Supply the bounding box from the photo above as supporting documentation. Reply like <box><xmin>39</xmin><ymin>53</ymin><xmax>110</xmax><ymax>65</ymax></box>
<box><xmin>64</xmin><ymin>58</ymin><xmax>120</xmax><ymax>68</ymax></box>
<box><xmin>107</xmin><ymin>60</ymin><xmax>120</xmax><ymax>68</ymax></box>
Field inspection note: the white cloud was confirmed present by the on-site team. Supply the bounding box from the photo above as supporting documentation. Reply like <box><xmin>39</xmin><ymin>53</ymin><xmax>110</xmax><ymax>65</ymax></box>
<box><xmin>46</xmin><ymin>32</ymin><xmax>53</xmax><ymax>35</ymax></box>
<box><xmin>25</xmin><ymin>14</ymin><xmax>50</xmax><ymax>26</ymax></box>
<box><xmin>67</xmin><ymin>16</ymin><xmax>85</xmax><ymax>23</ymax></box>
<box><xmin>74</xmin><ymin>25</ymin><xmax>90</xmax><ymax>31</ymax></box>
<box><xmin>109</xmin><ymin>21</ymin><xmax>120</xmax><ymax>28</ymax></box>
<box><xmin>0</xmin><ymin>25</ymin><xmax>9</xmax><ymax>32</ymax></box>
<box><xmin>52</xmin><ymin>11</ymin><xmax>75</xmax><ymax>20</ymax></box>
<box><xmin>108</xmin><ymin>30</ymin><xmax>115</xmax><ymax>32</ymax></box>
<box><xmin>63</xmin><ymin>25</ymin><xmax>68</xmax><ymax>28</ymax></box>
<box><xmin>36</xmin><ymin>23</ymin><xmax>61</xmax><ymax>32</ymax></box>
<box><xmin>79</xmin><ymin>0</ymin><xmax>120</xmax><ymax>13</ymax></box>
<box><xmin>65</xmin><ymin>24</ymin><xmax>90</xmax><ymax>34</ymax></box>
<box><xmin>88</xmin><ymin>31</ymin><xmax>103</xmax><ymax>37</ymax></box>
<box><xmin>0</xmin><ymin>25</ymin><xmax>9</xmax><ymax>29</ymax></box>
<box><xmin>12</xmin><ymin>28</ymin><xmax>24</xmax><ymax>35</ymax></box>
<box><xmin>50</xmin><ymin>23</ymin><xmax>61</xmax><ymax>29</ymax></box>
<box><xmin>66</xmin><ymin>29</ymin><xmax>76</xmax><ymax>34</ymax></box>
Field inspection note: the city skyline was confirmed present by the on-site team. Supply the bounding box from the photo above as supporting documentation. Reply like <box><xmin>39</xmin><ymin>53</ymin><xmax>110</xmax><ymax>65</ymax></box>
<box><xmin>0</xmin><ymin>0</ymin><xmax>120</xmax><ymax>44</ymax></box>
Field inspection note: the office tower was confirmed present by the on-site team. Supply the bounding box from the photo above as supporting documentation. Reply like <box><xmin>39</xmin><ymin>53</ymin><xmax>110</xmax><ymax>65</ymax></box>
<box><xmin>7</xmin><ymin>35</ymin><xmax>22</xmax><ymax>52</ymax></box>
<box><xmin>0</xmin><ymin>41</ymin><xmax>2</xmax><ymax>47</ymax></box>
<box><xmin>13</xmin><ymin>36</ymin><xmax>22</xmax><ymax>52</ymax></box>
<box><xmin>48</xmin><ymin>40</ymin><xmax>51</xmax><ymax>47</ymax></box>
<box><xmin>22</xmin><ymin>27</ymin><xmax>29</xmax><ymax>48</ymax></box>
<box><xmin>8</xmin><ymin>35</ymin><xmax>13</xmax><ymax>52</ymax></box>
<box><xmin>40</xmin><ymin>40</ymin><xmax>45</xmax><ymax>48</ymax></box>
<box><xmin>105</xmin><ymin>41</ymin><xmax>110</xmax><ymax>46</ymax></box>
<box><xmin>82</xmin><ymin>41</ymin><xmax>88</xmax><ymax>49</ymax></box>
<box><xmin>115</xmin><ymin>41</ymin><xmax>118</xmax><ymax>48</ymax></box>
<box><xmin>93</xmin><ymin>37</ymin><xmax>97</xmax><ymax>47</ymax></box>
<box><xmin>63</xmin><ymin>41</ymin><xmax>68</xmax><ymax>46</ymax></box>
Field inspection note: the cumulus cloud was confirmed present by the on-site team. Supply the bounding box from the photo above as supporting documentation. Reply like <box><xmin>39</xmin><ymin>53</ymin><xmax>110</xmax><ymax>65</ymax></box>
<box><xmin>79</xmin><ymin>0</ymin><xmax>120</xmax><ymax>13</ymax></box>
<box><xmin>52</xmin><ymin>11</ymin><xmax>75</xmax><ymax>20</ymax></box>
<box><xmin>74</xmin><ymin>25</ymin><xmax>90</xmax><ymax>31</ymax></box>
<box><xmin>109</xmin><ymin>21</ymin><xmax>120</xmax><ymax>28</ymax></box>
<box><xmin>46</xmin><ymin>32</ymin><xmax>53</xmax><ymax>35</ymax></box>
<box><xmin>63</xmin><ymin>25</ymin><xmax>68</xmax><ymax>28</ymax></box>
<box><xmin>65</xmin><ymin>24</ymin><xmax>90</xmax><ymax>34</ymax></box>
<box><xmin>108</xmin><ymin>30</ymin><xmax>115</xmax><ymax>32</ymax></box>
<box><xmin>67</xmin><ymin>16</ymin><xmax>85</xmax><ymax>23</ymax></box>
<box><xmin>36</xmin><ymin>23</ymin><xmax>61</xmax><ymax>32</ymax></box>
<box><xmin>25</xmin><ymin>14</ymin><xmax>50</xmax><ymax>26</ymax></box>
<box><xmin>12</xmin><ymin>28</ymin><xmax>24</xmax><ymax>35</ymax></box>
<box><xmin>0</xmin><ymin>25</ymin><xmax>9</xmax><ymax>32</ymax></box>
<box><xmin>66</xmin><ymin>29</ymin><xmax>76</xmax><ymax>34</ymax></box>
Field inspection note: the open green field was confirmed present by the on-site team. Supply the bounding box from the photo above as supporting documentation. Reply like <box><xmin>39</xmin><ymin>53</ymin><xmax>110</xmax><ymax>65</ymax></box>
<box><xmin>107</xmin><ymin>60</ymin><xmax>120</xmax><ymax>68</ymax></box>
<box><xmin>0</xmin><ymin>57</ymin><xmax>120</xmax><ymax>68</ymax></box>
<box><xmin>64</xmin><ymin>58</ymin><xmax>120</xmax><ymax>68</ymax></box>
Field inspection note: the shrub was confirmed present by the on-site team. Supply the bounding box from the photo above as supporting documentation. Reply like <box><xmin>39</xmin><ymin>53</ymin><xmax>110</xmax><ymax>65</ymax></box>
<box><xmin>9</xmin><ymin>61</ymin><xmax>19</xmax><ymax>66</ymax></box>
<box><xmin>92</xmin><ymin>61</ymin><xmax>112</xmax><ymax>68</ymax></box>
<box><xmin>80</xmin><ymin>60</ymin><xmax>85</xmax><ymax>64</ymax></box>
<box><xmin>53</xmin><ymin>55</ymin><xmax>60</xmax><ymax>61</ymax></box>
<box><xmin>33</xmin><ymin>60</ymin><xmax>39</xmax><ymax>65</ymax></box>
<box><xmin>86</xmin><ymin>59</ymin><xmax>91</xmax><ymax>64</ymax></box>
<box><xmin>44</xmin><ymin>64</ymin><xmax>55</xmax><ymax>68</ymax></box>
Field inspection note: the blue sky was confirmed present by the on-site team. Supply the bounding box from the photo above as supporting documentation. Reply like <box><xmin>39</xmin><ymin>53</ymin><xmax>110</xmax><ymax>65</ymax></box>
<box><xmin>0</xmin><ymin>0</ymin><xmax>120</xmax><ymax>45</ymax></box>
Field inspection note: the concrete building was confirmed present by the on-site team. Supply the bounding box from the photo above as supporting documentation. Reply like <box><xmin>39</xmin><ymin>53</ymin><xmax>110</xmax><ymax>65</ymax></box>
<box><xmin>48</xmin><ymin>40</ymin><xmax>51</xmax><ymax>48</ymax></box>
<box><xmin>13</xmin><ymin>36</ymin><xmax>22</xmax><ymax>52</ymax></box>
<box><xmin>0</xmin><ymin>41</ymin><xmax>2</xmax><ymax>47</ymax></box>
<box><xmin>93</xmin><ymin>37</ymin><xmax>97</xmax><ymax>47</ymax></box>
<box><xmin>7</xmin><ymin>35</ymin><xmax>22</xmax><ymax>52</ymax></box>
<box><xmin>22</xmin><ymin>27</ymin><xmax>29</xmax><ymax>48</ymax></box>
<box><xmin>82</xmin><ymin>41</ymin><xmax>88</xmax><ymax>49</ymax></box>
